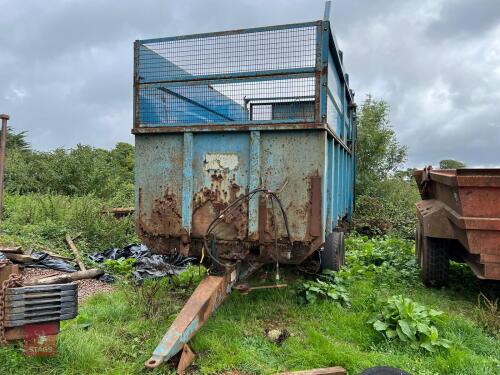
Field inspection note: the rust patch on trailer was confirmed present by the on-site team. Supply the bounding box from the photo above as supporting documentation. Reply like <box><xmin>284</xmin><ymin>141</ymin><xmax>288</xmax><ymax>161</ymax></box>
<box><xmin>309</xmin><ymin>175</ymin><xmax>322</xmax><ymax>237</ymax></box>
<box><xmin>136</xmin><ymin>188</ymin><xmax>183</xmax><ymax>253</ymax></box>
<box><xmin>258</xmin><ymin>196</ymin><xmax>268</xmax><ymax>243</ymax></box>
<box><xmin>142</xmin><ymin>189</ymin><xmax>182</xmax><ymax>235</ymax></box>
<box><xmin>192</xmin><ymin>171</ymin><xmax>248</xmax><ymax>240</ymax></box>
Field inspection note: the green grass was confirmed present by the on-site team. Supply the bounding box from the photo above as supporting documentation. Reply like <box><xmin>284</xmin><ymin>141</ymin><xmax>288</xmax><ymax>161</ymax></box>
<box><xmin>190</xmin><ymin>265</ymin><xmax>499</xmax><ymax>375</ymax></box>
<box><xmin>0</xmin><ymin>234</ymin><xmax>498</xmax><ymax>374</ymax></box>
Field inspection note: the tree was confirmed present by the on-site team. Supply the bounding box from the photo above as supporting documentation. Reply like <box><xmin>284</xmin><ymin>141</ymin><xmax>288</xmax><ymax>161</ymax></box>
<box><xmin>439</xmin><ymin>159</ymin><xmax>465</xmax><ymax>169</ymax></box>
<box><xmin>110</xmin><ymin>142</ymin><xmax>135</xmax><ymax>174</ymax></box>
<box><xmin>0</xmin><ymin>127</ymin><xmax>30</xmax><ymax>152</ymax></box>
<box><xmin>355</xmin><ymin>96</ymin><xmax>407</xmax><ymax>194</ymax></box>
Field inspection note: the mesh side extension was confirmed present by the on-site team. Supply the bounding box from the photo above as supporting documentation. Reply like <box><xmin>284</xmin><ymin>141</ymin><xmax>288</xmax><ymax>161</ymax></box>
<box><xmin>138</xmin><ymin>26</ymin><xmax>317</xmax><ymax>81</ymax></box>
<box><xmin>135</xmin><ymin>23</ymin><xmax>320</xmax><ymax>126</ymax></box>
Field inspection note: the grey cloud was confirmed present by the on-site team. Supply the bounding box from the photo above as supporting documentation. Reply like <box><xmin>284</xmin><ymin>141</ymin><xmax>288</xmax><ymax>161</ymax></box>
<box><xmin>426</xmin><ymin>0</ymin><xmax>500</xmax><ymax>41</ymax></box>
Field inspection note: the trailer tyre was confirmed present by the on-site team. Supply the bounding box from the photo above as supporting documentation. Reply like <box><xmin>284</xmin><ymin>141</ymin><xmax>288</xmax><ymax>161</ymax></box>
<box><xmin>322</xmin><ymin>232</ymin><xmax>345</xmax><ymax>271</ymax></box>
<box><xmin>421</xmin><ymin>236</ymin><xmax>449</xmax><ymax>287</ymax></box>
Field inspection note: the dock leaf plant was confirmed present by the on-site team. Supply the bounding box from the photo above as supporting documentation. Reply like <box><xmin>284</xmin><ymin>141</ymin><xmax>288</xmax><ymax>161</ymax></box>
<box><xmin>368</xmin><ymin>295</ymin><xmax>451</xmax><ymax>352</ymax></box>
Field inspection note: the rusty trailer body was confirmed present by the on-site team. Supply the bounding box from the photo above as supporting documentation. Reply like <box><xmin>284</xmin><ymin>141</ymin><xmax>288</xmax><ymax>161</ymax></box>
<box><xmin>133</xmin><ymin>15</ymin><xmax>356</xmax><ymax>267</ymax></box>
<box><xmin>414</xmin><ymin>168</ymin><xmax>500</xmax><ymax>284</ymax></box>
<box><xmin>133</xmin><ymin>3</ymin><xmax>356</xmax><ymax>369</ymax></box>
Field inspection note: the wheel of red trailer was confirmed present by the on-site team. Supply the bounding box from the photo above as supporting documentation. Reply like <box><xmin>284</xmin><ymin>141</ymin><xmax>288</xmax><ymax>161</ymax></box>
<box><xmin>420</xmin><ymin>236</ymin><xmax>449</xmax><ymax>287</ymax></box>
<box><xmin>321</xmin><ymin>231</ymin><xmax>345</xmax><ymax>271</ymax></box>
<box><xmin>360</xmin><ymin>366</ymin><xmax>411</xmax><ymax>375</ymax></box>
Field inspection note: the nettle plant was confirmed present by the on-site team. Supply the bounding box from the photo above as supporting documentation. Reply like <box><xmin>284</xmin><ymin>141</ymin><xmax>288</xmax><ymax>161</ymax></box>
<box><xmin>369</xmin><ymin>295</ymin><xmax>451</xmax><ymax>352</ymax></box>
<box><xmin>297</xmin><ymin>270</ymin><xmax>350</xmax><ymax>307</ymax></box>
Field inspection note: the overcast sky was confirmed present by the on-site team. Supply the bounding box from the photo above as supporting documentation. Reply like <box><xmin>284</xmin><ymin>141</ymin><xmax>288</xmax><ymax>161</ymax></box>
<box><xmin>1</xmin><ymin>0</ymin><xmax>499</xmax><ymax>167</ymax></box>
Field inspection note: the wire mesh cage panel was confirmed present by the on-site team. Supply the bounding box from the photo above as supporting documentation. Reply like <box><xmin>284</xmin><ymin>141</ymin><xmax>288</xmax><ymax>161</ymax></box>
<box><xmin>135</xmin><ymin>22</ymin><xmax>321</xmax><ymax>126</ymax></box>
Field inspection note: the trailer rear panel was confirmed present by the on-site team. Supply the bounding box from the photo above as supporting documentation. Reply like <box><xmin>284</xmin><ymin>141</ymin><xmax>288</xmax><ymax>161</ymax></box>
<box><xmin>133</xmin><ymin>20</ymin><xmax>356</xmax><ymax>264</ymax></box>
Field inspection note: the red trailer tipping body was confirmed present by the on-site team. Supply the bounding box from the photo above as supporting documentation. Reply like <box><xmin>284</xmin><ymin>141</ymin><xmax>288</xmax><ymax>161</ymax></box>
<box><xmin>414</xmin><ymin>168</ymin><xmax>500</xmax><ymax>282</ymax></box>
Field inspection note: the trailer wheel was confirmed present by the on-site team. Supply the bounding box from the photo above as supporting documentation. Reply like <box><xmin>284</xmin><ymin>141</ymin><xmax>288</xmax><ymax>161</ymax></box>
<box><xmin>421</xmin><ymin>236</ymin><xmax>449</xmax><ymax>287</ymax></box>
<box><xmin>321</xmin><ymin>232</ymin><xmax>345</xmax><ymax>271</ymax></box>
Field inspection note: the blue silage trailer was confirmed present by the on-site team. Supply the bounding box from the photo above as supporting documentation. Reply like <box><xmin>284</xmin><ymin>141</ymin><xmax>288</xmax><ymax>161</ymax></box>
<box><xmin>133</xmin><ymin>2</ymin><xmax>356</xmax><ymax>369</ymax></box>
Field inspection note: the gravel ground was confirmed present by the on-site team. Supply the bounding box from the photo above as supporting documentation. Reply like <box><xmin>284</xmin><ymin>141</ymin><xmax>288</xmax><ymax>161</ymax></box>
<box><xmin>22</xmin><ymin>268</ymin><xmax>115</xmax><ymax>302</ymax></box>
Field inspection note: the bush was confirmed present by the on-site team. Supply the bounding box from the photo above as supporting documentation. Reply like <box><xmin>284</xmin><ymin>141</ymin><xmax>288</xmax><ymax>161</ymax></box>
<box><xmin>0</xmin><ymin>193</ymin><xmax>138</xmax><ymax>255</ymax></box>
<box><xmin>0</xmin><ymin>139</ymin><xmax>136</xmax><ymax>255</ymax></box>
<box><xmin>346</xmin><ymin>235</ymin><xmax>416</xmax><ymax>269</ymax></box>
<box><xmin>352</xmin><ymin>177</ymin><xmax>420</xmax><ymax>239</ymax></box>
<box><xmin>4</xmin><ymin>143</ymin><xmax>134</xmax><ymax>202</ymax></box>
<box><xmin>124</xmin><ymin>265</ymin><xmax>206</xmax><ymax>319</ymax></box>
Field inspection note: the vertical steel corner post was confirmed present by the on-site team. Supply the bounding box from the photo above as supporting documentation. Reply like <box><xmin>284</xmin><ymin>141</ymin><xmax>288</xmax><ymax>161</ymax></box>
<box><xmin>0</xmin><ymin>114</ymin><xmax>9</xmax><ymax>222</ymax></box>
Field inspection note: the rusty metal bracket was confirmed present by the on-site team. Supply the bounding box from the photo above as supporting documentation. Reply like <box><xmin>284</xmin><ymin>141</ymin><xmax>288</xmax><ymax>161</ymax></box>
<box><xmin>176</xmin><ymin>344</ymin><xmax>195</xmax><ymax>374</ymax></box>
<box><xmin>416</xmin><ymin>199</ymin><xmax>454</xmax><ymax>239</ymax></box>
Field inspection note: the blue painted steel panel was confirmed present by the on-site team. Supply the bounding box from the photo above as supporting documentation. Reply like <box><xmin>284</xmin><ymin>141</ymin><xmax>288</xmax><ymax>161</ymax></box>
<box><xmin>190</xmin><ymin>132</ymin><xmax>251</xmax><ymax>240</ymax></box>
<box><xmin>260</xmin><ymin>130</ymin><xmax>326</xmax><ymax>241</ymax></box>
<box><xmin>334</xmin><ymin>143</ymin><xmax>341</xmax><ymax>225</ymax></box>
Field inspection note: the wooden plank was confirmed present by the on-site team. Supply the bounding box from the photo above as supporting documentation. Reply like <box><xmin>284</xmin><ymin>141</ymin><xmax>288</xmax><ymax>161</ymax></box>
<box><xmin>0</xmin><ymin>246</ymin><xmax>22</xmax><ymax>254</ymax></box>
<box><xmin>3</xmin><ymin>253</ymin><xmax>35</xmax><ymax>263</ymax></box>
<box><xmin>24</xmin><ymin>269</ymin><xmax>103</xmax><ymax>285</ymax></box>
<box><xmin>101</xmin><ymin>207</ymin><xmax>135</xmax><ymax>218</ymax></box>
<box><xmin>277</xmin><ymin>367</ymin><xmax>346</xmax><ymax>375</ymax></box>
<box><xmin>42</xmin><ymin>251</ymin><xmax>74</xmax><ymax>261</ymax></box>
<box><xmin>64</xmin><ymin>234</ymin><xmax>86</xmax><ymax>271</ymax></box>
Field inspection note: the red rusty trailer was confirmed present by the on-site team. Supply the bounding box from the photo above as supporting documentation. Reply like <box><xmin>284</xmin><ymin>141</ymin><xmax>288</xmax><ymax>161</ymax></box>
<box><xmin>414</xmin><ymin>167</ymin><xmax>500</xmax><ymax>286</ymax></box>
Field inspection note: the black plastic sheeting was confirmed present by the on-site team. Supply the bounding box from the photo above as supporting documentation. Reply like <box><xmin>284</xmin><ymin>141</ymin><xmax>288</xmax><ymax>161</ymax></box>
<box><xmin>89</xmin><ymin>244</ymin><xmax>195</xmax><ymax>281</ymax></box>
<box><xmin>26</xmin><ymin>252</ymin><xmax>77</xmax><ymax>272</ymax></box>
<box><xmin>0</xmin><ymin>250</ymin><xmax>77</xmax><ymax>272</ymax></box>
<box><xmin>0</xmin><ymin>244</ymin><xmax>193</xmax><ymax>283</ymax></box>
<box><xmin>88</xmin><ymin>244</ymin><xmax>149</xmax><ymax>263</ymax></box>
